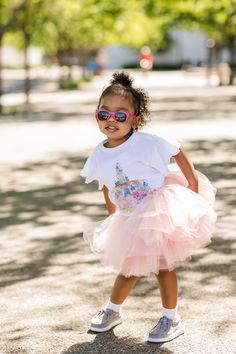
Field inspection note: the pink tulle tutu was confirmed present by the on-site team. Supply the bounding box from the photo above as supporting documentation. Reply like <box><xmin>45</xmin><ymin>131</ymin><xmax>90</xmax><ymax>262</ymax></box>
<box><xmin>83</xmin><ymin>164</ymin><xmax>217</xmax><ymax>277</ymax></box>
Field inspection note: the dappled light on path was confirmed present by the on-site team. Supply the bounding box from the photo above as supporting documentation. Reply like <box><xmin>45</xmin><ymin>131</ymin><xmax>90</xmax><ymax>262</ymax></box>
<box><xmin>0</xmin><ymin>138</ymin><xmax>235</xmax><ymax>353</ymax></box>
<box><xmin>0</xmin><ymin>73</ymin><xmax>235</xmax><ymax>353</ymax></box>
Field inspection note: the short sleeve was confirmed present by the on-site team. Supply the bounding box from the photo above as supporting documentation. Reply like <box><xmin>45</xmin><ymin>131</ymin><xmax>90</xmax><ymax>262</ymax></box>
<box><xmin>149</xmin><ymin>135</ymin><xmax>181</xmax><ymax>173</ymax></box>
<box><xmin>80</xmin><ymin>151</ymin><xmax>103</xmax><ymax>190</ymax></box>
<box><xmin>157</xmin><ymin>136</ymin><xmax>181</xmax><ymax>164</ymax></box>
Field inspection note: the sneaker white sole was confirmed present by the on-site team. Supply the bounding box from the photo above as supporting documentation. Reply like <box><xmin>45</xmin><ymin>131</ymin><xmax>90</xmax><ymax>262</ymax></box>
<box><xmin>148</xmin><ymin>324</ymin><xmax>185</xmax><ymax>343</ymax></box>
<box><xmin>90</xmin><ymin>318</ymin><xmax>122</xmax><ymax>332</ymax></box>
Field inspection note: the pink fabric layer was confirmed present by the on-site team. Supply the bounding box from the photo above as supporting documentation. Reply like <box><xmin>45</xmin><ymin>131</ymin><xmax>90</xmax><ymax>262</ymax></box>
<box><xmin>83</xmin><ymin>164</ymin><xmax>217</xmax><ymax>277</ymax></box>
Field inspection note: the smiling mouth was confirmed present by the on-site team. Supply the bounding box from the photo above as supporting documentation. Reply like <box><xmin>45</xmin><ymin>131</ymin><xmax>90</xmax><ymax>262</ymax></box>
<box><xmin>105</xmin><ymin>126</ymin><xmax>118</xmax><ymax>132</ymax></box>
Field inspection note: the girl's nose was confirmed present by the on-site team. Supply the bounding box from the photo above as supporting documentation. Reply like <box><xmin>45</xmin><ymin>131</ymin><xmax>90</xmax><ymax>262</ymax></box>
<box><xmin>107</xmin><ymin>113</ymin><xmax>116</xmax><ymax>121</ymax></box>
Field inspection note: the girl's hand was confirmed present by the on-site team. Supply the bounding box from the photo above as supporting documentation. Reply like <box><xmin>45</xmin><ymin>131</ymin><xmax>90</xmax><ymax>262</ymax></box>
<box><xmin>103</xmin><ymin>186</ymin><xmax>117</xmax><ymax>214</ymax></box>
<box><xmin>174</xmin><ymin>147</ymin><xmax>199</xmax><ymax>194</ymax></box>
<box><xmin>187</xmin><ymin>183</ymin><xmax>199</xmax><ymax>194</ymax></box>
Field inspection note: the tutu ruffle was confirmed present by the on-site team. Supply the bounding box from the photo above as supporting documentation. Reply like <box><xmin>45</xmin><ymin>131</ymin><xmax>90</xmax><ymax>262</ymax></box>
<box><xmin>83</xmin><ymin>164</ymin><xmax>217</xmax><ymax>277</ymax></box>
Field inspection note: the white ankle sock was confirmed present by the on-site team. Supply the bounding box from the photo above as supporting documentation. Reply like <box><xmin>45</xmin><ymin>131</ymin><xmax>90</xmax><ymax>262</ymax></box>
<box><xmin>105</xmin><ymin>299</ymin><xmax>122</xmax><ymax>313</ymax></box>
<box><xmin>162</xmin><ymin>306</ymin><xmax>180</xmax><ymax>321</ymax></box>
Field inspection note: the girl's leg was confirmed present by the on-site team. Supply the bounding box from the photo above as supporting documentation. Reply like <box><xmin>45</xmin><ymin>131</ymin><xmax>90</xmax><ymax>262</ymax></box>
<box><xmin>155</xmin><ymin>269</ymin><xmax>178</xmax><ymax>308</ymax></box>
<box><xmin>148</xmin><ymin>270</ymin><xmax>184</xmax><ymax>342</ymax></box>
<box><xmin>90</xmin><ymin>274</ymin><xmax>138</xmax><ymax>331</ymax></box>
<box><xmin>110</xmin><ymin>274</ymin><xmax>139</xmax><ymax>304</ymax></box>
<box><xmin>90</xmin><ymin>274</ymin><xmax>138</xmax><ymax>332</ymax></box>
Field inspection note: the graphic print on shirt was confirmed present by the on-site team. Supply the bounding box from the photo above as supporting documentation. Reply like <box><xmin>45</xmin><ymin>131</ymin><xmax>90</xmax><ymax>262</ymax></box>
<box><xmin>113</xmin><ymin>162</ymin><xmax>151</xmax><ymax>214</ymax></box>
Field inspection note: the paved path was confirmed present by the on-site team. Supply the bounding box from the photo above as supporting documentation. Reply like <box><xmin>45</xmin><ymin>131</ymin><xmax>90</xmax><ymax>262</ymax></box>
<box><xmin>0</xmin><ymin>70</ymin><xmax>236</xmax><ymax>354</ymax></box>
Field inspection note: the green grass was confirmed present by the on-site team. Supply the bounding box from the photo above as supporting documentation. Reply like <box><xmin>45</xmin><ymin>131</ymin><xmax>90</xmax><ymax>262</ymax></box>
<box><xmin>58</xmin><ymin>74</ymin><xmax>93</xmax><ymax>90</ymax></box>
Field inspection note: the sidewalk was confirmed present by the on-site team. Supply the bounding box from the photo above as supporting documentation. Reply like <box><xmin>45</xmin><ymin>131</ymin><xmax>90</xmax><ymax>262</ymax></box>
<box><xmin>0</xmin><ymin>70</ymin><xmax>235</xmax><ymax>354</ymax></box>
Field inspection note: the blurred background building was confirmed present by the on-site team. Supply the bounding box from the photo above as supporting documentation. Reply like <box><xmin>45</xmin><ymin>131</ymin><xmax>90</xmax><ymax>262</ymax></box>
<box><xmin>2</xmin><ymin>29</ymin><xmax>236</xmax><ymax>69</ymax></box>
<box><xmin>1</xmin><ymin>29</ymin><xmax>233</xmax><ymax>70</ymax></box>
<box><xmin>1</xmin><ymin>0</ymin><xmax>235</xmax><ymax>114</ymax></box>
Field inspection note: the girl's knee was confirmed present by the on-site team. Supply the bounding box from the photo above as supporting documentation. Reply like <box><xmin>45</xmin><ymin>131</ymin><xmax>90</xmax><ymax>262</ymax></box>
<box><xmin>156</xmin><ymin>269</ymin><xmax>176</xmax><ymax>279</ymax></box>
<box><xmin>118</xmin><ymin>274</ymin><xmax>139</xmax><ymax>282</ymax></box>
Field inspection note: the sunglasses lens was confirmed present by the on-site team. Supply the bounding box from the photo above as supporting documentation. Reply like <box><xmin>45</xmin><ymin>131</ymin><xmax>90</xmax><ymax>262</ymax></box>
<box><xmin>114</xmin><ymin>112</ymin><xmax>127</xmax><ymax>122</ymax></box>
<box><xmin>97</xmin><ymin>110</ymin><xmax>109</xmax><ymax>120</ymax></box>
<box><xmin>96</xmin><ymin>110</ymin><xmax>128</xmax><ymax>122</ymax></box>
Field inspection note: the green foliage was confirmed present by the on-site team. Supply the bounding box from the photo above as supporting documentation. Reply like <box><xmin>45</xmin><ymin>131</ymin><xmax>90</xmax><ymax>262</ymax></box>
<box><xmin>59</xmin><ymin>74</ymin><xmax>93</xmax><ymax>90</ymax></box>
<box><xmin>1</xmin><ymin>0</ymin><xmax>236</xmax><ymax>61</ymax></box>
<box><xmin>39</xmin><ymin>0</ymin><xmax>126</xmax><ymax>55</ymax></box>
<box><xmin>199</xmin><ymin>0</ymin><xmax>236</xmax><ymax>46</ymax></box>
<box><xmin>0</xmin><ymin>0</ymin><xmax>25</xmax><ymax>36</ymax></box>
<box><xmin>2</xmin><ymin>0</ymin><xmax>53</xmax><ymax>49</ymax></box>
<box><xmin>2</xmin><ymin>0</ymin><xmax>176</xmax><ymax>56</ymax></box>
<box><xmin>59</xmin><ymin>78</ymin><xmax>80</xmax><ymax>90</ymax></box>
<box><xmin>103</xmin><ymin>0</ymin><xmax>175</xmax><ymax>51</ymax></box>
<box><xmin>166</xmin><ymin>0</ymin><xmax>236</xmax><ymax>47</ymax></box>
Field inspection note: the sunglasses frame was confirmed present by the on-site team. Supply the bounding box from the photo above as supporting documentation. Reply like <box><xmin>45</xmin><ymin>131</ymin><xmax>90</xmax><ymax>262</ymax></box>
<box><xmin>96</xmin><ymin>109</ymin><xmax>136</xmax><ymax>123</ymax></box>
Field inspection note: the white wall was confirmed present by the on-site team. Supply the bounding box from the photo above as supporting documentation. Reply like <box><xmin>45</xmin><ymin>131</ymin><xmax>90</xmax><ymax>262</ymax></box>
<box><xmin>2</xmin><ymin>29</ymin><xmax>233</xmax><ymax>69</ymax></box>
<box><xmin>157</xmin><ymin>29</ymin><xmax>208</xmax><ymax>65</ymax></box>
<box><xmin>103</xmin><ymin>44</ymin><xmax>138</xmax><ymax>69</ymax></box>
<box><xmin>1</xmin><ymin>45</ymin><xmax>43</xmax><ymax>67</ymax></box>
<box><xmin>104</xmin><ymin>29</ymin><xmax>210</xmax><ymax>68</ymax></box>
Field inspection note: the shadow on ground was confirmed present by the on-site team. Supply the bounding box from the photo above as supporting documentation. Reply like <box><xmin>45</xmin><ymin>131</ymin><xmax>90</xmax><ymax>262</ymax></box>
<box><xmin>2</xmin><ymin>84</ymin><xmax>236</xmax><ymax>122</ymax></box>
<box><xmin>62</xmin><ymin>330</ymin><xmax>174</xmax><ymax>354</ymax></box>
<box><xmin>1</xmin><ymin>139</ymin><xmax>235</xmax><ymax>291</ymax></box>
<box><xmin>1</xmin><ymin>138</ymin><xmax>235</xmax><ymax>354</ymax></box>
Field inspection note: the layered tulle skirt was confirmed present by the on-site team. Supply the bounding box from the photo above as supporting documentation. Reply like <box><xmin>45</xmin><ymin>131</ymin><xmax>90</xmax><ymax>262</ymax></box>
<box><xmin>83</xmin><ymin>164</ymin><xmax>217</xmax><ymax>277</ymax></box>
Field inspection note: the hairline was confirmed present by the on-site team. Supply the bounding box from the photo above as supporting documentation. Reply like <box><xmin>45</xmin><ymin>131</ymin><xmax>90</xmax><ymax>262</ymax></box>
<box><xmin>98</xmin><ymin>85</ymin><xmax>139</xmax><ymax>114</ymax></box>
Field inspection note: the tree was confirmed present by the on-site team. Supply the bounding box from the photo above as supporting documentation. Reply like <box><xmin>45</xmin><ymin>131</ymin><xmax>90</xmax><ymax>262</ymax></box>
<box><xmin>196</xmin><ymin>0</ymin><xmax>236</xmax><ymax>84</ymax></box>
<box><xmin>40</xmin><ymin>0</ymin><xmax>175</xmax><ymax>76</ymax></box>
<box><xmin>0</xmin><ymin>0</ymin><xmax>25</xmax><ymax>114</ymax></box>
<box><xmin>12</xmin><ymin>0</ymin><xmax>50</xmax><ymax>108</ymax></box>
<box><xmin>2</xmin><ymin>0</ymin><xmax>179</xmax><ymax>101</ymax></box>
<box><xmin>161</xmin><ymin>0</ymin><xmax>236</xmax><ymax>84</ymax></box>
<box><xmin>43</xmin><ymin>0</ymin><xmax>126</xmax><ymax>77</ymax></box>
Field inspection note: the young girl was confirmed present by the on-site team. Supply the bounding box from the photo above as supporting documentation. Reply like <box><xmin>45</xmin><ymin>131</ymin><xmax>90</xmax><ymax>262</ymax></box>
<box><xmin>80</xmin><ymin>72</ymin><xmax>217</xmax><ymax>343</ymax></box>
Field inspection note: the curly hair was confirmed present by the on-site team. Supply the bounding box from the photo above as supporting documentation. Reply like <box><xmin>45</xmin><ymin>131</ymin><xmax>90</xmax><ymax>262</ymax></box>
<box><xmin>97</xmin><ymin>71</ymin><xmax>150</xmax><ymax>130</ymax></box>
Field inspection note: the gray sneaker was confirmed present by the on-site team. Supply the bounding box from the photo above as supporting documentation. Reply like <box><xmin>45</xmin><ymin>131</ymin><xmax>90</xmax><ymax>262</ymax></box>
<box><xmin>148</xmin><ymin>316</ymin><xmax>184</xmax><ymax>343</ymax></box>
<box><xmin>90</xmin><ymin>308</ymin><xmax>123</xmax><ymax>332</ymax></box>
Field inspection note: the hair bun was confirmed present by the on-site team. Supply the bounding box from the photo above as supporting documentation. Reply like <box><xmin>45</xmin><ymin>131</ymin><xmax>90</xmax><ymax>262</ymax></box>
<box><xmin>110</xmin><ymin>71</ymin><xmax>133</xmax><ymax>87</ymax></box>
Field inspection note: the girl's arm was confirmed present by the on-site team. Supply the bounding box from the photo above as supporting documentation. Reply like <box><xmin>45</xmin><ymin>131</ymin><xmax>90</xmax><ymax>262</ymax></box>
<box><xmin>174</xmin><ymin>147</ymin><xmax>199</xmax><ymax>193</ymax></box>
<box><xmin>103</xmin><ymin>185</ymin><xmax>117</xmax><ymax>214</ymax></box>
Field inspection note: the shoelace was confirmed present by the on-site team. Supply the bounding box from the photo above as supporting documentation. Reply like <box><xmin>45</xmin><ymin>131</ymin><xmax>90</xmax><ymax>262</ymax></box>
<box><xmin>152</xmin><ymin>316</ymin><xmax>171</xmax><ymax>333</ymax></box>
<box><xmin>159</xmin><ymin>317</ymin><xmax>171</xmax><ymax>331</ymax></box>
<box><xmin>98</xmin><ymin>309</ymin><xmax>113</xmax><ymax>320</ymax></box>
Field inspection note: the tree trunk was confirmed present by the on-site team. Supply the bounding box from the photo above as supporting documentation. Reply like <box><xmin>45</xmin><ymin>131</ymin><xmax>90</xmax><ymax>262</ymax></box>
<box><xmin>229</xmin><ymin>44</ymin><xmax>235</xmax><ymax>85</ymax></box>
<box><xmin>23</xmin><ymin>31</ymin><xmax>31</xmax><ymax>110</ymax></box>
<box><xmin>79</xmin><ymin>48</ymin><xmax>89</xmax><ymax>78</ymax></box>
<box><xmin>0</xmin><ymin>34</ymin><xmax>3</xmax><ymax>115</ymax></box>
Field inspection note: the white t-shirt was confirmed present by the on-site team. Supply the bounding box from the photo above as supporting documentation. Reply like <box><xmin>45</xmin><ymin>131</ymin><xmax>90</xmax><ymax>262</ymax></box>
<box><xmin>81</xmin><ymin>131</ymin><xmax>180</xmax><ymax>215</ymax></box>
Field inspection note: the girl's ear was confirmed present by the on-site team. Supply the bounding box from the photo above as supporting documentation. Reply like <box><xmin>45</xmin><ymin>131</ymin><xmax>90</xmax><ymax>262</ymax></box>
<box><xmin>132</xmin><ymin>116</ymin><xmax>140</xmax><ymax>130</ymax></box>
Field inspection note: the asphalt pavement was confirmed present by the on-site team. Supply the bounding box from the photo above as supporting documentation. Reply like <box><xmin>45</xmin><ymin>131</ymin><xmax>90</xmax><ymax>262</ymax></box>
<box><xmin>0</xmin><ymin>68</ymin><xmax>236</xmax><ymax>354</ymax></box>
